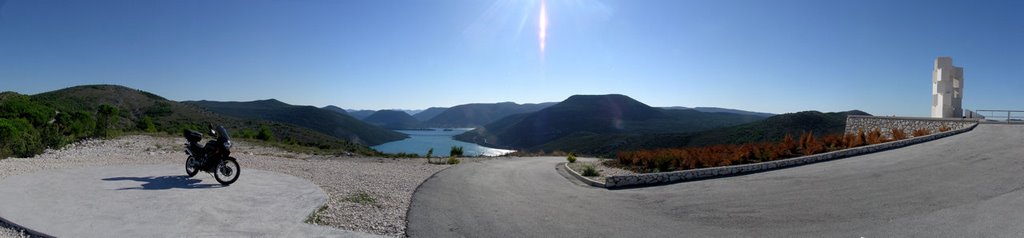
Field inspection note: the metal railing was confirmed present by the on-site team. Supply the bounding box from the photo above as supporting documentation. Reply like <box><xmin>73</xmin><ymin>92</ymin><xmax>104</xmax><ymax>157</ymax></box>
<box><xmin>973</xmin><ymin>109</ymin><xmax>1024</xmax><ymax>123</ymax></box>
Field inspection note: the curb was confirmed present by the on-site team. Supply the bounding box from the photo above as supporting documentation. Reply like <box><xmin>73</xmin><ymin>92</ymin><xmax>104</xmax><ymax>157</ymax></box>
<box><xmin>0</xmin><ymin>212</ymin><xmax>56</xmax><ymax>238</ymax></box>
<box><xmin>602</xmin><ymin>123</ymin><xmax>979</xmax><ymax>188</ymax></box>
<box><xmin>561</xmin><ymin>162</ymin><xmax>606</xmax><ymax>188</ymax></box>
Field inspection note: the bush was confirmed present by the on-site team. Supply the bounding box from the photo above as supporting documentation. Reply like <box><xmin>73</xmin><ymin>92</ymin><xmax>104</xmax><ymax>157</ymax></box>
<box><xmin>446</xmin><ymin>156</ymin><xmax>461</xmax><ymax>164</ymax></box>
<box><xmin>93</xmin><ymin>104</ymin><xmax>119</xmax><ymax>138</ymax></box>
<box><xmin>450</xmin><ymin>146</ymin><xmax>464</xmax><ymax>157</ymax></box>
<box><xmin>566</xmin><ymin>152</ymin><xmax>577</xmax><ymax>163</ymax></box>
<box><xmin>64</xmin><ymin>111</ymin><xmax>96</xmax><ymax>138</ymax></box>
<box><xmin>581</xmin><ymin>164</ymin><xmax>600</xmax><ymax>177</ymax></box>
<box><xmin>912</xmin><ymin>128</ymin><xmax>931</xmax><ymax>137</ymax></box>
<box><xmin>256</xmin><ymin>124</ymin><xmax>274</xmax><ymax>141</ymax></box>
<box><xmin>0</xmin><ymin>95</ymin><xmax>52</xmax><ymax>126</ymax></box>
<box><xmin>344</xmin><ymin>191</ymin><xmax>377</xmax><ymax>205</ymax></box>
<box><xmin>425</xmin><ymin>148</ymin><xmax>433</xmax><ymax>158</ymax></box>
<box><xmin>616</xmin><ymin>130</ymin><xmax>880</xmax><ymax>173</ymax></box>
<box><xmin>779</xmin><ymin>134</ymin><xmax>796</xmax><ymax>156</ymax></box>
<box><xmin>799</xmin><ymin>131</ymin><xmax>823</xmax><ymax>155</ymax></box>
<box><xmin>236</xmin><ymin>128</ymin><xmax>256</xmax><ymax>139</ymax></box>
<box><xmin>938</xmin><ymin>125</ymin><xmax>951</xmax><ymax>132</ymax></box>
<box><xmin>136</xmin><ymin>116</ymin><xmax>156</xmax><ymax>132</ymax></box>
<box><xmin>891</xmin><ymin>128</ymin><xmax>907</xmax><ymax>140</ymax></box>
<box><xmin>39</xmin><ymin>123</ymin><xmax>67</xmax><ymax>149</ymax></box>
<box><xmin>843</xmin><ymin>130</ymin><xmax>865</xmax><ymax>148</ymax></box>
<box><xmin>822</xmin><ymin>134</ymin><xmax>844</xmax><ymax>150</ymax></box>
<box><xmin>866</xmin><ymin>128</ymin><xmax>884</xmax><ymax>145</ymax></box>
<box><xmin>0</xmin><ymin>118</ymin><xmax>43</xmax><ymax>158</ymax></box>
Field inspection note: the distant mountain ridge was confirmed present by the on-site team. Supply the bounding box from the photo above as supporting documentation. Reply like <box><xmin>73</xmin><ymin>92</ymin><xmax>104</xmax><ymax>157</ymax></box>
<box><xmin>344</xmin><ymin>109</ymin><xmax>377</xmax><ymax>120</ymax></box>
<box><xmin>662</xmin><ymin>106</ymin><xmax>775</xmax><ymax>118</ymax></box>
<box><xmin>322</xmin><ymin>105</ymin><xmax>348</xmax><ymax>115</ymax></box>
<box><xmin>425</xmin><ymin>102</ymin><xmax>556</xmax><ymax>128</ymax></box>
<box><xmin>412</xmin><ymin>107</ymin><xmax>448</xmax><ymax>122</ymax></box>
<box><xmin>187</xmin><ymin>99</ymin><xmax>407</xmax><ymax>145</ymax></box>
<box><xmin>455</xmin><ymin>94</ymin><xmax>767</xmax><ymax>150</ymax></box>
<box><xmin>363</xmin><ymin>110</ymin><xmax>423</xmax><ymax>130</ymax></box>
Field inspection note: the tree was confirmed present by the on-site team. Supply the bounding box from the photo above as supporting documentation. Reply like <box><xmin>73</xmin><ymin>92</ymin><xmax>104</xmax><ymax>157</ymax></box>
<box><xmin>94</xmin><ymin>104</ymin><xmax>119</xmax><ymax>138</ymax></box>
<box><xmin>256</xmin><ymin>124</ymin><xmax>274</xmax><ymax>141</ymax></box>
<box><xmin>0</xmin><ymin>118</ymin><xmax>42</xmax><ymax>158</ymax></box>
<box><xmin>137</xmin><ymin>116</ymin><xmax>156</xmax><ymax>132</ymax></box>
<box><xmin>450</xmin><ymin>146</ymin><xmax>464</xmax><ymax>157</ymax></box>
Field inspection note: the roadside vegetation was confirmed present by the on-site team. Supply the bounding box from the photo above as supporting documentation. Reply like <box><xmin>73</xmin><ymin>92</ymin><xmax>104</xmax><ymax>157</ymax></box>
<box><xmin>581</xmin><ymin>164</ymin><xmax>600</xmax><ymax>177</ymax></box>
<box><xmin>344</xmin><ymin>191</ymin><xmax>378</xmax><ymax>205</ymax></box>
<box><xmin>615</xmin><ymin>127</ymin><xmax>942</xmax><ymax>173</ymax></box>
<box><xmin>1</xmin><ymin>85</ymin><xmax>387</xmax><ymax>159</ymax></box>
<box><xmin>0</xmin><ymin>92</ymin><xmax>114</xmax><ymax>158</ymax></box>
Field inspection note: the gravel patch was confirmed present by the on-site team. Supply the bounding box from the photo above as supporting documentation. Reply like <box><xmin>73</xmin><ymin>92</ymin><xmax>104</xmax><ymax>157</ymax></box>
<box><xmin>566</xmin><ymin>158</ymin><xmax>636</xmax><ymax>181</ymax></box>
<box><xmin>0</xmin><ymin>134</ymin><xmax>450</xmax><ymax>237</ymax></box>
<box><xmin>0</xmin><ymin>220</ymin><xmax>31</xmax><ymax>238</ymax></box>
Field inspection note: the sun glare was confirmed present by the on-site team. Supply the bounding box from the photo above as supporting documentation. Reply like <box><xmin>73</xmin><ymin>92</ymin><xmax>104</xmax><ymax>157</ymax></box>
<box><xmin>538</xmin><ymin>0</ymin><xmax>548</xmax><ymax>56</ymax></box>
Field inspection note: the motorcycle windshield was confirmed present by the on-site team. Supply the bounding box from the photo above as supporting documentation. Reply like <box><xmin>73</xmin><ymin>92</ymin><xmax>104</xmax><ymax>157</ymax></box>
<box><xmin>216</xmin><ymin>126</ymin><xmax>230</xmax><ymax>141</ymax></box>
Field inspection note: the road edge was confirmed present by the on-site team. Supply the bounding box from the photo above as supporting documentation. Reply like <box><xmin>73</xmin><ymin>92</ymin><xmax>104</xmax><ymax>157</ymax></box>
<box><xmin>601</xmin><ymin>123</ymin><xmax>979</xmax><ymax>188</ymax></box>
<box><xmin>561</xmin><ymin>162</ymin><xmax>606</xmax><ymax>188</ymax></box>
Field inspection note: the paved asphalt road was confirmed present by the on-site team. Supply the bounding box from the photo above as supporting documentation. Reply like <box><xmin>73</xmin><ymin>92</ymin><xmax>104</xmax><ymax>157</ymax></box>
<box><xmin>407</xmin><ymin>124</ymin><xmax>1024</xmax><ymax>237</ymax></box>
<box><xmin>0</xmin><ymin>164</ymin><xmax>377</xmax><ymax>237</ymax></box>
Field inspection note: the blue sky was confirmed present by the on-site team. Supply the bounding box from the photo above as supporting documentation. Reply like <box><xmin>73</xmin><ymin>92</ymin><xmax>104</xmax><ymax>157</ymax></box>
<box><xmin>1</xmin><ymin>0</ymin><xmax>1021</xmax><ymax>116</ymax></box>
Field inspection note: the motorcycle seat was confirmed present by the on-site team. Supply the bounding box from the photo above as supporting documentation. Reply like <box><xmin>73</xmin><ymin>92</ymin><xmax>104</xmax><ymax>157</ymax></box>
<box><xmin>184</xmin><ymin>130</ymin><xmax>203</xmax><ymax>143</ymax></box>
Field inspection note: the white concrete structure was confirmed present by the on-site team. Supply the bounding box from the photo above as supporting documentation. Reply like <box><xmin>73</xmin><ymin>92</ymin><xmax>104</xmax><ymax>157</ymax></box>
<box><xmin>932</xmin><ymin>57</ymin><xmax>964</xmax><ymax>118</ymax></box>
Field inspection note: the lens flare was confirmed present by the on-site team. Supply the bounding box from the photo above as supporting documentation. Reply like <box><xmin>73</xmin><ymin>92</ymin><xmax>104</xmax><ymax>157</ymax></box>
<box><xmin>538</xmin><ymin>0</ymin><xmax>548</xmax><ymax>56</ymax></box>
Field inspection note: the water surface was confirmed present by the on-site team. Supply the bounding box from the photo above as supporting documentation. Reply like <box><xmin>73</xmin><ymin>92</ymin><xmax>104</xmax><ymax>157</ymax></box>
<box><xmin>372</xmin><ymin>128</ymin><xmax>514</xmax><ymax>157</ymax></box>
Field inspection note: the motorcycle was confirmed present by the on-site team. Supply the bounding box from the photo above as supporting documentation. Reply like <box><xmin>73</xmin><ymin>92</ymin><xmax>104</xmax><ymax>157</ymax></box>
<box><xmin>183</xmin><ymin>125</ymin><xmax>241</xmax><ymax>186</ymax></box>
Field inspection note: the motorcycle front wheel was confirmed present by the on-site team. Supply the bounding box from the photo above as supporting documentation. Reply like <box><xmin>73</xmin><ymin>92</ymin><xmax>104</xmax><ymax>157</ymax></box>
<box><xmin>214</xmin><ymin>158</ymin><xmax>240</xmax><ymax>186</ymax></box>
<box><xmin>185</xmin><ymin>156</ymin><xmax>199</xmax><ymax>177</ymax></box>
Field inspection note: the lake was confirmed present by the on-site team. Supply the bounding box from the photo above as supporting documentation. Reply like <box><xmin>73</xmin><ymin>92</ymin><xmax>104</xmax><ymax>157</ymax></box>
<box><xmin>372</xmin><ymin>128</ymin><xmax>515</xmax><ymax>157</ymax></box>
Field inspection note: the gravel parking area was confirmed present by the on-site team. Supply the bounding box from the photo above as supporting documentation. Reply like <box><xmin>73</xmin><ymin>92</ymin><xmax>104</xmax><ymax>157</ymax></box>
<box><xmin>0</xmin><ymin>134</ymin><xmax>450</xmax><ymax>237</ymax></box>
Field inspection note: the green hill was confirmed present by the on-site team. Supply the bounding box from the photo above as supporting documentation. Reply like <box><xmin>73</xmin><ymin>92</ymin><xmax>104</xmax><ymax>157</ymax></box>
<box><xmin>345</xmin><ymin>109</ymin><xmax>377</xmax><ymax>120</ymax></box>
<box><xmin>663</xmin><ymin>106</ymin><xmax>776</xmax><ymax>118</ymax></box>
<box><xmin>363</xmin><ymin>110</ymin><xmax>423</xmax><ymax>130</ymax></box>
<box><xmin>425</xmin><ymin>102</ymin><xmax>555</xmax><ymax>128</ymax></box>
<box><xmin>412</xmin><ymin>107</ymin><xmax>448</xmax><ymax>122</ymax></box>
<box><xmin>683</xmin><ymin>110</ymin><xmax>869</xmax><ymax>147</ymax></box>
<box><xmin>186</xmin><ymin>99</ymin><xmax>407</xmax><ymax>146</ymax></box>
<box><xmin>455</xmin><ymin>94</ymin><xmax>766</xmax><ymax>151</ymax></box>
<box><xmin>1</xmin><ymin>85</ymin><xmax>379</xmax><ymax>158</ymax></box>
<box><xmin>322</xmin><ymin>105</ymin><xmax>348</xmax><ymax>115</ymax></box>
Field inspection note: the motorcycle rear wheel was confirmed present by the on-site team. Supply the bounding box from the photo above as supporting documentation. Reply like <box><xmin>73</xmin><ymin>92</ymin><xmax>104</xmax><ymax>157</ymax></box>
<box><xmin>185</xmin><ymin>156</ymin><xmax>199</xmax><ymax>177</ymax></box>
<box><xmin>214</xmin><ymin>158</ymin><xmax>240</xmax><ymax>186</ymax></box>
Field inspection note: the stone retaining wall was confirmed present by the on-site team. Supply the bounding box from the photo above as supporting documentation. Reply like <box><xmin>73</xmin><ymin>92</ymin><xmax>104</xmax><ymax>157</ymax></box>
<box><xmin>603</xmin><ymin>122</ymin><xmax>978</xmax><ymax>188</ymax></box>
<box><xmin>845</xmin><ymin>115</ymin><xmax>978</xmax><ymax>138</ymax></box>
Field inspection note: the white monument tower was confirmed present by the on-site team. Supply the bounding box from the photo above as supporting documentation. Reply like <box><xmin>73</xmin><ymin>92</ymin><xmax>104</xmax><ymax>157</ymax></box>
<box><xmin>931</xmin><ymin>57</ymin><xmax>963</xmax><ymax>118</ymax></box>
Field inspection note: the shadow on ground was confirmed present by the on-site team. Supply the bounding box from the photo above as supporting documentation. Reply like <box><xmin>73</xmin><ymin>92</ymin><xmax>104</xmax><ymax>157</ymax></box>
<box><xmin>102</xmin><ymin>175</ymin><xmax>221</xmax><ymax>190</ymax></box>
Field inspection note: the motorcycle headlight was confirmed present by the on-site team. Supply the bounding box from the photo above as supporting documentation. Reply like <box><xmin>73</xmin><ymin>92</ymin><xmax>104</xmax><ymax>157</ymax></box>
<box><xmin>224</xmin><ymin>140</ymin><xmax>232</xmax><ymax>149</ymax></box>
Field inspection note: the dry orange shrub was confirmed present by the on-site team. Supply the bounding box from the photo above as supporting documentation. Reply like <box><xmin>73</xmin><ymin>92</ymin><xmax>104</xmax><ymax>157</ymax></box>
<box><xmin>938</xmin><ymin>125</ymin><xmax>951</xmax><ymax>132</ymax></box>
<box><xmin>615</xmin><ymin>125</ymin><xmax>933</xmax><ymax>173</ymax></box>
<box><xmin>866</xmin><ymin>128</ymin><xmax>884</xmax><ymax>145</ymax></box>
<box><xmin>912</xmin><ymin>128</ymin><xmax>931</xmax><ymax>137</ymax></box>
<box><xmin>891</xmin><ymin>128</ymin><xmax>907</xmax><ymax>140</ymax></box>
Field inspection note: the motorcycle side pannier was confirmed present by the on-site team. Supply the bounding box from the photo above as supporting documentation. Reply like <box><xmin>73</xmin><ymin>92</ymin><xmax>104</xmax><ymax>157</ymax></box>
<box><xmin>184</xmin><ymin>130</ymin><xmax>203</xmax><ymax>143</ymax></box>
